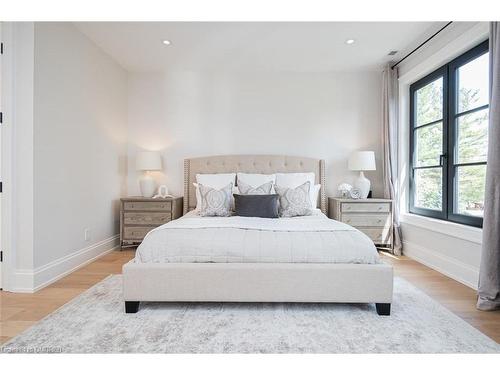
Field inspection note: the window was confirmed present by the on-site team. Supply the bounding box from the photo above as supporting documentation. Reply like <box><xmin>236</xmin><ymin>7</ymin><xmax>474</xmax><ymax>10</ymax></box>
<box><xmin>409</xmin><ymin>40</ymin><xmax>489</xmax><ymax>227</ymax></box>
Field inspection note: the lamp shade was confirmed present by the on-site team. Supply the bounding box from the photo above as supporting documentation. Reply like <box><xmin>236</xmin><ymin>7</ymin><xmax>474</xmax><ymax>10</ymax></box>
<box><xmin>136</xmin><ymin>151</ymin><xmax>162</xmax><ymax>171</ymax></box>
<box><xmin>348</xmin><ymin>151</ymin><xmax>376</xmax><ymax>171</ymax></box>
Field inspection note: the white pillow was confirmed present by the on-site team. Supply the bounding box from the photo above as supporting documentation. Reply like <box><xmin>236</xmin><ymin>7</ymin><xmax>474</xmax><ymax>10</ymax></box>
<box><xmin>275</xmin><ymin>173</ymin><xmax>317</xmax><ymax>209</ymax></box>
<box><xmin>237</xmin><ymin>173</ymin><xmax>276</xmax><ymax>187</ymax></box>
<box><xmin>196</xmin><ymin>173</ymin><xmax>236</xmax><ymax>187</ymax></box>
<box><xmin>312</xmin><ymin>184</ymin><xmax>321</xmax><ymax>208</ymax></box>
<box><xmin>194</xmin><ymin>173</ymin><xmax>236</xmax><ymax>211</ymax></box>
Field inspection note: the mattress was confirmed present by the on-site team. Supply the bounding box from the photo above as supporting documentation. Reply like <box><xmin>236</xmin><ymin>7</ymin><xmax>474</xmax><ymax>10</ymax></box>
<box><xmin>134</xmin><ymin>210</ymin><xmax>380</xmax><ymax>264</ymax></box>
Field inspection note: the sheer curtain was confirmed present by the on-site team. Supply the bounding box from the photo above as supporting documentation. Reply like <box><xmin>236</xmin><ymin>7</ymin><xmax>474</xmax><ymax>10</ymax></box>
<box><xmin>381</xmin><ymin>63</ymin><xmax>402</xmax><ymax>255</ymax></box>
<box><xmin>477</xmin><ymin>22</ymin><xmax>500</xmax><ymax>311</ymax></box>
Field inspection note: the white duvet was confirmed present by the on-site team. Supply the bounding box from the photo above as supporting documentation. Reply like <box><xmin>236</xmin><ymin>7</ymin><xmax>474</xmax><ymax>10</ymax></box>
<box><xmin>134</xmin><ymin>210</ymin><xmax>380</xmax><ymax>264</ymax></box>
<box><xmin>135</xmin><ymin>210</ymin><xmax>379</xmax><ymax>264</ymax></box>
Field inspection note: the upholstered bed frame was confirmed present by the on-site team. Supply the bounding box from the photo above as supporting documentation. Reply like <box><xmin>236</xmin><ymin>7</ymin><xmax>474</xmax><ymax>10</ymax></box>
<box><xmin>183</xmin><ymin>155</ymin><xmax>328</xmax><ymax>214</ymax></box>
<box><xmin>123</xmin><ymin>155</ymin><xmax>393</xmax><ymax>315</ymax></box>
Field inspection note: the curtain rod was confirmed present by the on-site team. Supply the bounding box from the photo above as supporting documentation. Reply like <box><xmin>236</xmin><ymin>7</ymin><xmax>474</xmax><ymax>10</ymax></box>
<box><xmin>391</xmin><ymin>21</ymin><xmax>453</xmax><ymax>70</ymax></box>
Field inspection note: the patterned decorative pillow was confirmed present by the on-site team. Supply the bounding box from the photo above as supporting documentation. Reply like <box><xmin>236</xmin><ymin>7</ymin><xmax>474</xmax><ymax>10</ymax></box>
<box><xmin>198</xmin><ymin>183</ymin><xmax>233</xmax><ymax>217</ymax></box>
<box><xmin>237</xmin><ymin>180</ymin><xmax>274</xmax><ymax>195</ymax></box>
<box><xmin>194</xmin><ymin>182</ymin><xmax>238</xmax><ymax>211</ymax></box>
<box><xmin>274</xmin><ymin>181</ymin><xmax>313</xmax><ymax>217</ymax></box>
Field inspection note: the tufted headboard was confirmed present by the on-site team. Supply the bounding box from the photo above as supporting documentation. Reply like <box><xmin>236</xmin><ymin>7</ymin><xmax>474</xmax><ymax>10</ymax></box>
<box><xmin>183</xmin><ymin>155</ymin><xmax>326</xmax><ymax>215</ymax></box>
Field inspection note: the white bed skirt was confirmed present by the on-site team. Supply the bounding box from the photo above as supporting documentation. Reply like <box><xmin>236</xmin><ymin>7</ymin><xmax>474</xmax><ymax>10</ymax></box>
<box><xmin>122</xmin><ymin>261</ymin><xmax>393</xmax><ymax>303</ymax></box>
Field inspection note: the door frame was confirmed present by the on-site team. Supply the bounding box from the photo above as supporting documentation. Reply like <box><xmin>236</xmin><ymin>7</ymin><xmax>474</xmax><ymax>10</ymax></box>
<box><xmin>1</xmin><ymin>22</ymin><xmax>15</xmax><ymax>291</ymax></box>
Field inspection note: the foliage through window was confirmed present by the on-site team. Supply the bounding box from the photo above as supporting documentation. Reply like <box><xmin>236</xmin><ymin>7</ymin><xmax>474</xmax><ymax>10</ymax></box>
<box><xmin>409</xmin><ymin>41</ymin><xmax>489</xmax><ymax>227</ymax></box>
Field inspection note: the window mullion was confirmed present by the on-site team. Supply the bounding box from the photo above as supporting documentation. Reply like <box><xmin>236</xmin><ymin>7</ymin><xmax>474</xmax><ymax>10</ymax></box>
<box><xmin>413</xmin><ymin>165</ymin><xmax>443</xmax><ymax>170</ymax></box>
<box><xmin>414</xmin><ymin>118</ymin><xmax>444</xmax><ymax>129</ymax></box>
<box><xmin>453</xmin><ymin>161</ymin><xmax>487</xmax><ymax>167</ymax></box>
<box><xmin>454</xmin><ymin>103</ymin><xmax>489</xmax><ymax>118</ymax></box>
<box><xmin>444</xmin><ymin>64</ymin><xmax>451</xmax><ymax>220</ymax></box>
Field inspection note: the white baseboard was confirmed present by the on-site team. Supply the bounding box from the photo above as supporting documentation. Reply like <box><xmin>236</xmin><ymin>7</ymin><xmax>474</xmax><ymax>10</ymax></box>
<box><xmin>9</xmin><ymin>269</ymin><xmax>36</xmax><ymax>293</ymax></box>
<box><xmin>9</xmin><ymin>235</ymin><xmax>120</xmax><ymax>293</ymax></box>
<box><xmin>403</xmin><ymin>240</ymin><xmax>479</xmax><ymax>290</ymax></box>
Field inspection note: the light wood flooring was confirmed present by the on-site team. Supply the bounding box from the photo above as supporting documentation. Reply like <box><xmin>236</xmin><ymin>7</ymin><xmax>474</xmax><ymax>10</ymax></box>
<box><xmin>1</xmin><ymin>250</ymin><xmax>499</xmax><ymax>345</ymax></box>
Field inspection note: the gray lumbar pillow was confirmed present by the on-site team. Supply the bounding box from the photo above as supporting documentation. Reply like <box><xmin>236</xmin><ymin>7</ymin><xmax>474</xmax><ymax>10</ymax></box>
<box><xmin>198</xmin><ymin>183</ymin><xmax>233</xmax><ymax>217</ymax></box>
<box><xmin>234</xmin><ymin>194</ymin><xmax>279</xmax><ymax>218</ymax></box>
<box><xmin>274</xmin><ymin>181</ymin><xmax>313</xmax><ymax>217</ymax></box>
<box><xmin>237</xmin><ymin>180</ymin><xmax>274</xmax><ymax>195</ymax></box>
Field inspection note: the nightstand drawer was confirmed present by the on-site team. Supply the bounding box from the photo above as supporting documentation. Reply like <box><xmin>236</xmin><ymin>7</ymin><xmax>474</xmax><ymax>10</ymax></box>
<box><xmin>341</xmin><ymin>202</ymin><xmax>390</xmax><ymax>213</ymax></box>
<box><xmin>358</xmin><ymin>227</ymin><xmax>391</xmax><ymax>244</ymax></box>
<box><xmin>342</xmin><ymin>214</ymin><xmax>391</xmax><ymax>227</ymax></box>
<box><xmin>123</xmin><ymin>226</ymin><xmax>154</xmax><ymax>240</ymax></box>
<box><xmin>124</xmin><ymin>212</ymin><xmax>171</xmax><ymax>225</ymax></box>
<box><xmin>124</xmin><ymin>201</ymin><xmax>171</xmax><ymax>211</ymax></box>
<box><xmin>120</xmin><ymin>197</ymin><xmax>183</xmax><ymax>249</ymax></box>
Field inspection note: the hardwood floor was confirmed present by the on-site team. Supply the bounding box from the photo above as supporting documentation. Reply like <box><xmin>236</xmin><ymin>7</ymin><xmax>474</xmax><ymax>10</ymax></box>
<box><xmin>0</xmin><ymin>250</ymin><xmax>135</xmax><ymax>345</ymax></box>
<box><xmin>1</xmin><ymin>250</ymin><xmax>499</xmax><ymax>345</ymax></box>
<box><xmin>381</xmin><ymin>252</ymin><xmax>500</xmax><ymax>343</ymax></box>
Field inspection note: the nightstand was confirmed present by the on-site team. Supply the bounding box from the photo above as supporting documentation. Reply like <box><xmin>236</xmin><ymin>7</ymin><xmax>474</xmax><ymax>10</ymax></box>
<box><xmin>329</xmin><ymin>197</ymin><xmax>393</xmax><ymax>250</ymax></box>
<box><xmin>120</xmin><ymin>196</ymin><xmax>183</xmax><ymax>249</ymax></box>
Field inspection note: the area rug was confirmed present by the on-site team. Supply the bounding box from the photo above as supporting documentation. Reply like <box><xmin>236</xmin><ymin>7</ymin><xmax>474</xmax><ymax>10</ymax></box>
<box><xmin>2</xmin><ymin>275</ymin><xmax>499</xmax><ymax>353</ymax></box>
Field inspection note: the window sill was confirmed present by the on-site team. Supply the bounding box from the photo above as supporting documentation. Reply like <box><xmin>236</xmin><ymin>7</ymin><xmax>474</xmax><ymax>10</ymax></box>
<box><xmin>400</xmin><ymin>213</ymin><xmax>483</xmax><ymax>245</ymax></box>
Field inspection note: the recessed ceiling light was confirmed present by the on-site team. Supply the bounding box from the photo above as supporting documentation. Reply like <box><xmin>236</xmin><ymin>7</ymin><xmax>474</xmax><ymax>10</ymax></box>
<box><xmin>162</xmin><ymin>39</ymin><xmax>171</xmax><ymax>46</ymax></box>
<box><xmin>345</xmin><ymin>39</ymin><xmax>355</xmax><ymax>45</ymax></box>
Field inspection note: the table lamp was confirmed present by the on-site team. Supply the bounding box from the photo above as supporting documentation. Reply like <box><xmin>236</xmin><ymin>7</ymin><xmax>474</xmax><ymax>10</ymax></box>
<box><xmin>348</xmin><ymin>151</ymin><xmax>376</xmax><ymax>199</ymax></box>
<box><xmin>136</xmin><ymin>151</ymin><xmax>162</xmax><ymax>198</ymax></box>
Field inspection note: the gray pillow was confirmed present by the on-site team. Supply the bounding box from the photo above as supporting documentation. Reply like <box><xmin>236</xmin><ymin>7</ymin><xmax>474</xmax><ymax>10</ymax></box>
<box><xmin>234</xmin><ymin>194</ymin><xmax>279</xmax><ymax>218</ymax></box>
<box><xmin>237</xmin><ymin>180</ymin><xmax>274</xmax><ymax>195</ymax></box>
<box><xmin>274</xmin><ymin>181</ymin><xmax>313</xmax><ymax>217</ymax></box>
<box><xmin>198</xmin><ymin>183</ymin><xmax>233</xmax><ymax>217</ymax></box>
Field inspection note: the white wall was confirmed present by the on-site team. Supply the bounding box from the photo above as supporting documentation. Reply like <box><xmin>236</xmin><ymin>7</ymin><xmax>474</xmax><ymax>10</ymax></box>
<box><xmin>3</xmin><ymin>22</ymin><xmax>128</xmax><ymax>291</ymax></box>
<box><xmin>31</xmin><ymin>22</ymin><xmax>128</xmax><ymax>282</ymax></box>
<box><xmin>14</xmin><ymin>24</ymin><xmax>35</xmax><ymax>272</ymax></box>
<box><xmin>397</xmin><ymin>22</ymin><xmax>489</xmax><ymax>289</ymax></box>
<box><xmin>0</xmin><ymin>22</ymin><xmax>37</xmax><ymax>291</ymax></box>
<box><xmin>127</xmin><ymin>71</ymin><xmax>383</xmax><ymax>199</ymax></box>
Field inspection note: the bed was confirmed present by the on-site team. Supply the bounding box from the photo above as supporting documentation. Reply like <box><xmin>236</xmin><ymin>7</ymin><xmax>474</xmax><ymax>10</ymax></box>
<box><xmin>122</xmin><ymin>155</ymin><xmax>393</xmax><ymax>315</ymax></box>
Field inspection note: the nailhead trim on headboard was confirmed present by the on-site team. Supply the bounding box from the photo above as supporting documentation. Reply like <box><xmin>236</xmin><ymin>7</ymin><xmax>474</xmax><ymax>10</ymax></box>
<box><xmin>183</xmin><ymin>159</ymin><xmax>190</xmax><ymax>215</ymax></box>
<box><xmin>320</xmin><ymin>159</ymin><xmax>327</xmax><ymax>214</ymax></box>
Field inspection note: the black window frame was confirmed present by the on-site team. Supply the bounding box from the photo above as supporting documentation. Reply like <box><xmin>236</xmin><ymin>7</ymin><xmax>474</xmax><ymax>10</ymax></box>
<box><xmin>409</xmin><ymin>40</ymin><xmax>489</xmax><ymax>228</ymax></box>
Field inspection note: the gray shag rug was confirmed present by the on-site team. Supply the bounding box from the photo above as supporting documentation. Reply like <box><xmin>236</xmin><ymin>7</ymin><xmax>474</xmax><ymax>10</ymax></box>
<box><xmin>2</xmin><ymin>275</ymin><xmax>499</xmax><ymax>353</ymax></box>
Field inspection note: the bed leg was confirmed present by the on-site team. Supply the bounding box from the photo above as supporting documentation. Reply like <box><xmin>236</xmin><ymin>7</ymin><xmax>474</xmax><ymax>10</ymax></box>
<box><xmin>376</xmin><ymin>303</ymin><xmax>391</xmax><ymax>316</ymax></box>
<box><xmin>125</xmin><ymin>301</ymin><xmax>140</xmax><ymax>313</ymax></box>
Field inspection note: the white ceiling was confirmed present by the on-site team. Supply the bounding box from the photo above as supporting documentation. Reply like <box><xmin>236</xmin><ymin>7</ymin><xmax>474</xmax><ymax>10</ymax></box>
<box><xmin>74</xmin><ymin>22</ymin><xmax>442</xmax><ymax>73</ymax></box>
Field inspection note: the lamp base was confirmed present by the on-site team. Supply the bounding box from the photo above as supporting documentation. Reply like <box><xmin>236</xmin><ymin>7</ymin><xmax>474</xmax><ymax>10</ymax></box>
<box><xmin>354</xmin><ymin>171</ymin><xmax>371</xmax><ymax>199</ymax></box>
<box><xmin>139</xmin><ymin>173</ymin><xmax>157</xmax><ymax>198</ymax></box>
